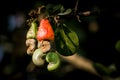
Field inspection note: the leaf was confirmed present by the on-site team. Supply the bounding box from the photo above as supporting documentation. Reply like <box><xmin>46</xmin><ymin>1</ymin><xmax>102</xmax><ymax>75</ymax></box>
<box><xmin>53</xmin><ymin>4</ymin><xmax>63</xmax><ymax>12</ymax></box>
<box><xmin>62</xmin><ymin>18</ymin><xmax>87</xmax><ymax>45</ymax></box>
<box><xmin>46</xmin><ymin>4</ymin><xmax>64</xmax><ymax>15</ymax></box>
<box><xmin>46</xmin><ymin>4</ymin><xmax>54</xmax><ymax>11</ymax></box>
<box><xmin>60</xmin><ymin>6</ymin><xmax>65</xmax><ymax>13</ymax></box>
<box><xmin>93</xmin><ymin>63</ymin><xmax>113</xmax><ymax>76</ymax></box>
<box><xmin>60</xmin><ymin>28</ymin><xmax>76</xmax><ymax>53</ymax></box>
<box><xmin>57</xmin><ymin>8</ymin><xmax>72</xmax><ymax>15</ymax></box>
<box><xmin>55</xmin><ymin>24</ymin><xmax>79</xmax><ymax>56</ymax></box>
<box><xmin>115</xmin><ymin>40</ymin><xmax>120</xmax><ymax>52</ymax></box>
<box><xmin>63</xmin><ymin>24</ymin><xmax>79</xmax><ymax>47</ymax></box>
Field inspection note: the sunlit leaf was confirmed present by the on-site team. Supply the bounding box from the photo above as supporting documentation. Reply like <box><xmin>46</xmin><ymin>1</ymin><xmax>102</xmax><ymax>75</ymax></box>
<box><xmin>57</xmin><ymin>8</ymin><xmax>72</xmax><ymax>15</ymax></box>
<box><xmin>62</xmin><ymin>18</ymin><xmax>87</xmax><ymax>46</ymax></box>
<box><xmin>55</xmin><ymin>23</ymin><xmax>79</xmax><ymax>56</ymax></box>
<box><xmin>60</xmin><ymin>28</ymin><xmax>76</xmax><ymax>53</ymax></box>
<box><xmin>63</xmin><ymin>24</ymin><xmax>79</xmax><ymax>47</ymax></box>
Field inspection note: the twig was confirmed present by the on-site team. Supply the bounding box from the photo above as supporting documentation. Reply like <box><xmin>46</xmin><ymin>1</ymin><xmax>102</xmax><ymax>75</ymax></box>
<box><xmin>59</xmin><ymin>53</ymin><xmax>102</xmax><ymax>78</ymax></box>
<box><xmin>74</xmin><ymin>0</ymin><xmax>79</xmax><ymax>14</ymax></box>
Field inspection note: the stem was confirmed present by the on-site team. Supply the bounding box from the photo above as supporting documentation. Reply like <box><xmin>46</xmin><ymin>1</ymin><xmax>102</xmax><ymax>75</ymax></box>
<box><xmin>74</xmin><ymin>0</ymin><xmax>79</xmax><ymax>14</ymax></box>
<box><xmin>60</xmin><ymin>53</ymin><xmax>102</xmax><ymax>77</ymax></box>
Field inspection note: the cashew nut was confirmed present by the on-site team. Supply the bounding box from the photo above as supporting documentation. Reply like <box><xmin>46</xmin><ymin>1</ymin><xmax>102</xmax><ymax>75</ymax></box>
<box><xmin>38</xmin><ymin>40</ymin><xmax>51</xmax><ymax>53</ymax></box>
<box><xmin>26</xmin><ymin>39</ymin><xmax>36</xmax><ymax>55</ymax></box>
<box><xmin>32</xmin><ymin>48</ymin><xmax>46</xmax><ymax>66</ymax></box>
<box><xmin>46</xmin><ymin>51</ymin><xmax>61</xmax><ymax>71</ymax></box>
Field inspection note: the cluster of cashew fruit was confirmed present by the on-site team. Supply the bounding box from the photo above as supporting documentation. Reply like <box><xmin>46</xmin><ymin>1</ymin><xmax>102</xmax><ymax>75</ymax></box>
<box><xmin>26</xmin><ymin>18</ymin><xmax>61</xmax><ymax>71</ymax></box>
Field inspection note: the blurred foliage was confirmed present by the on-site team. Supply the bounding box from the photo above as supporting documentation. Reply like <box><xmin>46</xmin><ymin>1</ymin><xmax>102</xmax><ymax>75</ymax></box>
<box><xmin>0</xmin><ymin>0</ymin><xmax>120</xmax><ymax>80</ymax></box>
<box><xmin>115</xmin><ymin>40</ymin><xmax>120</xmax><ymax>53</ymax></box>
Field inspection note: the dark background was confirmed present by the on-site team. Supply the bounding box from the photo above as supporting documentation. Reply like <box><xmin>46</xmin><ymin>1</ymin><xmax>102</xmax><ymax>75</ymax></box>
<box><xmin>0</xmin><ymin>0</ymin><xmax>120</xmax><ymax>80</ymax></box>
<box><xmin>1</xmin><ymin>0</ymin><xmax>120</xmax><ymax>33</ymax></box>
<box><xmin>0</xmin><ymin>0</ymin><xmax>120</xmax><ymax>36</ymax></box>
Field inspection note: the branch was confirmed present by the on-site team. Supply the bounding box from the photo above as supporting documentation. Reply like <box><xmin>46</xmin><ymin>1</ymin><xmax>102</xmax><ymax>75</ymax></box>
<box><xmin>59</xmin><ymin>53</ymin><xmax>114</xmax><ymax>78</ymax></box>
<box><xmin>60</xmin><ymin>53</ymin><xmax>101</xmax><ymax>76</ymax></box>
<box><xmin>74</xmin><ymin>0</ymin><xmax>79</xmax><ymax>14</ymax></box>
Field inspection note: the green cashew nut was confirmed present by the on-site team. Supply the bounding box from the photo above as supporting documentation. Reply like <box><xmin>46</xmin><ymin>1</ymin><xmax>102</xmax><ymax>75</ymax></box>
<box><xmin>32</xmin><ymin>48</ymin><xmax>46</xmax><ymax>66</ymax></box>
<box><xmin>45</xmin><ymin>52</ymin><xmax>61</xmax><ymax>71</ymax></box>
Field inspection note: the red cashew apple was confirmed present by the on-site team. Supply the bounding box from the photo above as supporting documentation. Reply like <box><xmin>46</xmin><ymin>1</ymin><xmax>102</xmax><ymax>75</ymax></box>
<box><xmin>36</xmin><ymin>18</ymin><xmax>54</xmax><ymax>41</ymax></box>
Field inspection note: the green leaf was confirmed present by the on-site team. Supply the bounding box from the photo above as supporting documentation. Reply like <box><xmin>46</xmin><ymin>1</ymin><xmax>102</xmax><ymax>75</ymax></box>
<box><xmin>53</xmin><ymin>4</ymin><xmax>63</xmax><ymax>12</ymax></box>
<box><xmin>34</xmin><ymin>2</ymin><xmax>44</xmax><ymax>8</ymax></box>
<box><xmin>55</xmin><ymin>23</ymin><xmax>79</xmax><ymax>56</ymax></box>
<box><xmin>46</xmin><ymin>4</ymin><xmax>54</xmax><ymax>11</ymax></box>
<box><xmin>93</xmin><ymin>63</ymin><xmax>113</xmax><ymax>76</ymax></box>
<box><xmin>115</xmin><ymin>40</ymin><xmax>120</xmax><ymax>52</ymax></box>
<box><xmin>62</xmin><ymin>18</ymin><xmax>87</xmax><ymax>46</ymax></box>
<box><xmin>63</xmin><ymin>24</ymin><xmax>79</xmax><ymax>47</ymax></box>
<box><xmin>60</xmin><ymin>6</ymin><xmax>65</xmax><ymax>12</ymax></box>
<box><xmin>57</xmin><ymin>8</ymin><xmax>72</xmax><ymax>15</ymax></box>
<box><xmin>60</xmin><ymin>28</ymin><xmax>76</xmax><ymax>53</ymax></box>
<box><xmin>46</xmin><ymin>4</ymin><xmax>64</xmax><ymax>15</ymax></box>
